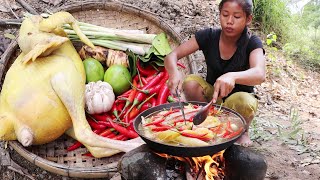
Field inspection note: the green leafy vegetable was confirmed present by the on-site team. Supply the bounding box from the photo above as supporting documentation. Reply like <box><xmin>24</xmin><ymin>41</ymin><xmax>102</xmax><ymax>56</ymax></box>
<box><xmin>152</xmin><ymin>33</ymin><xmax>172</xmax><ymax>56</ymax></box>
<box><xmin>126</xmin><ymin>50</ymin><xmax>138</xmax><ymax>77</ymax></box>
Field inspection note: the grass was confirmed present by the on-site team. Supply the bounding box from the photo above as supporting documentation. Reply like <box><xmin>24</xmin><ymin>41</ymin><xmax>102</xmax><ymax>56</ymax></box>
<box><xmin>251</xmin><ymin>106</ymin><xmax>320</xmax><ymax>158</ymax></box>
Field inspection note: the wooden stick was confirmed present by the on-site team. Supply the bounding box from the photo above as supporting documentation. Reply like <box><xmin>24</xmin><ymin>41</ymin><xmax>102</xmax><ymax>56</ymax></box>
<box><xmin>0</xmin><ymin>19</ymin><xmax>22</xmax><ymax>27</ymax></box>
<box><xmin>5</xmin><ymin>0</ymin><xmax>19</xmax><ymax>19</ymax></box>
<box><xmin>16</xmin><ymin>0</ymin><xmax>39</xmax><ymax>15</ymax></box>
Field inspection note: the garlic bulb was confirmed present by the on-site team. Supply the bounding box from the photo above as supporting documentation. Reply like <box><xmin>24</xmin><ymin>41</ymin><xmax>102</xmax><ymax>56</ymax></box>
<box><xmin>85</xmin><ymin>81</ymin><xmax>115</xmax><ymax>114</ymax></box>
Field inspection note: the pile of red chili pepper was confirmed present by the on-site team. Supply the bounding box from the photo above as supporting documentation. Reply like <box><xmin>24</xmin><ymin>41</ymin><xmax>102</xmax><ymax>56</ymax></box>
<box><xmin>67</xmin><ymin>59</ymin><xmax>185</xmax><ymax>156</ymax></box>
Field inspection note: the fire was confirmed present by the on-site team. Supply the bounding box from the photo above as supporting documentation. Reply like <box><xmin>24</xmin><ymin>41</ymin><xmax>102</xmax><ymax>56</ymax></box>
<box><xmin>156</xmin><ymin>151</ymin><xmax>225</xmax><ymax>180</ymax></box>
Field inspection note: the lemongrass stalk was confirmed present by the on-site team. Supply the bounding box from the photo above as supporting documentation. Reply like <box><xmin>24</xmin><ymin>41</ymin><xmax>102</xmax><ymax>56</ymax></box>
<box><xmin>70</xmin><ymin>38</ymin><xmax>151</xmax><ymax>56</ymax></box>
<box><xmin>66</xmin><ymin>25</ymin><xmax>145</xmax><ymax>34</ymax></box>
<box><xmin>114</xmin><ymin>32</ymin><xmax>155</xmax><ymax>44</ymax></box>
<box><xmin>64</xmin><ymin>23</ymin><xmax>146</xmax><ymax>34</ymax></box>
<box><xmin>90</xmin><ymin>39</ymin><xmax>151</xmax><ymax>55</ymax></box>
<box><xmin>64</xmin><ymin>29</ymin><xmax>155</xmax><ymax>44</ymax></box>
<box><xmin>68</xmin><ymin>34</ymin><xmax>96</xmax><ymax>39</ymax></box>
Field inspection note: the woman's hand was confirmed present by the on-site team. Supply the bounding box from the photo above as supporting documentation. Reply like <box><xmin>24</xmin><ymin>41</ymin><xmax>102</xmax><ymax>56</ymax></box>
<box><xmin>164</xmin><ymin>37</ymin><xmax>200</xmax><ymax>94</ymax></box>
<box><xmin>212</xmin><ymin>72</ymin><xmax>235</xmax><ymax>102</ymax></box>
<box><xmin>167</xmin><ymin>70</ymin><xmax>184</xmax><ymax>94</ymax></box>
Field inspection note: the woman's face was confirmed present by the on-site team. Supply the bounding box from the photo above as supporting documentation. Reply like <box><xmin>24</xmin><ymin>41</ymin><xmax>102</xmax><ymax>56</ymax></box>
<box><xmin>219</xmin><ymin>1</ymin><xmax>252</xmax><ymax>38</ymax></box>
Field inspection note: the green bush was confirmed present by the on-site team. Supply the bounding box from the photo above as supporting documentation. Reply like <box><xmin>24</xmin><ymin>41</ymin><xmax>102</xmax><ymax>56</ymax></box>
<box><xmin>253</xmin><ymin>0</ymin><xmax>291</xmax><ymax>42</ymax></box>
<box><xmin>253</xmin><ymin>0</ymin><xmax>320</xmax><ymax>70</ymax></box>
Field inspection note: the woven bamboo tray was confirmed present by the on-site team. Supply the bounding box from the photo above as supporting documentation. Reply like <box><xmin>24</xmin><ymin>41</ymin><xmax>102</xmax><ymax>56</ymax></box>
<box><xmin>0</xmin><ymin>1</ymin><xmax>194</xmax><ymax>178</ymax></box>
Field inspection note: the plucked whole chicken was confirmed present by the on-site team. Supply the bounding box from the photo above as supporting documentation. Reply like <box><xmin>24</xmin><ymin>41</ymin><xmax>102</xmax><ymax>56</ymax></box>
<box><xmin>0</xmin><ymin>12</ymin><xmax>143</xmax><ymax>158</ymax></box>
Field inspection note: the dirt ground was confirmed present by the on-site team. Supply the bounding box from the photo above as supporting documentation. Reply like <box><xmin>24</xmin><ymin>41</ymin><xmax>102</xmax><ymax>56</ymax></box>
<box><xmin>0</xmin><ymin>0</ymin><xmax>319</xmax><ymax>180</ymax></box>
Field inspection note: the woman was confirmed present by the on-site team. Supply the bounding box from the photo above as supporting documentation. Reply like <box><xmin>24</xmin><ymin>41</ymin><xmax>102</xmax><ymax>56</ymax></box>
<box><xmin>164</xmin><ymin>0</ymin><xmax>266</xmax><ymax>146</ymax></box>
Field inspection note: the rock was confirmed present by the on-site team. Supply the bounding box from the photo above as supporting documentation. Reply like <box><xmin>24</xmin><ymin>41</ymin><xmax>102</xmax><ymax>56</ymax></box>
<box><xmin>224</xmin><ymin>145</ymin><xmax>268</xmax><ymax>180</ymax></box>
<box><xmin>173</xmin><ymin>4</ymin><xmax>181</xmax><ymax>11</ymax></box>
<box><xmin>150</xmin><ymin>2</ymin><xmax>161</xmax><ymax>12</ymax></box>
<box><xmin>169</xmin><ymin>13</ymin><xmax>176</xmax><ymax>20</ymax></box>
<box><xmin>161</xmin><ymin>12</ymin><xmax>171</xmax><ymax>19</ymax></box>
<box><xmin>118</xmin><ymin>145</ymin><xmax>167</xmax><ymax>180</ymax></box>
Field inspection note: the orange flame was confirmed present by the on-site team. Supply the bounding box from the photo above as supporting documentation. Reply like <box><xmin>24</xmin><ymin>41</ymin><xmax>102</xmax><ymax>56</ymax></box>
<box><xmin>156</xmin><ymin>151</ymin><xmax>225</xmax><ymax>180</ymax></box>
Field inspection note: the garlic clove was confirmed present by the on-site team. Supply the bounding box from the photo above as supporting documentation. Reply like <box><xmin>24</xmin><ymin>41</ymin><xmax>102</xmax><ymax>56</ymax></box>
<box><xmin>92</xmin><ymin>93</ymin><xmax>104</xmax><ymax>114</ymax></box>
<box><xmin>100</xmin><ymin>81</ymin><xmax>113</xmax><ymax>91</ymax></box>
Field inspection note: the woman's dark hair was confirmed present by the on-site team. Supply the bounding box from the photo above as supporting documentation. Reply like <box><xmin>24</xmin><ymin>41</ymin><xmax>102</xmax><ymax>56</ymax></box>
<box><xmin>218</xmin><ymin>0</ymin><xmax>253</xmax><ymax>17</ymax></box>
<box><xmin>218</xmin><ymin>0</ymin><xmax>254</xmax><ymax>71</ymax></box>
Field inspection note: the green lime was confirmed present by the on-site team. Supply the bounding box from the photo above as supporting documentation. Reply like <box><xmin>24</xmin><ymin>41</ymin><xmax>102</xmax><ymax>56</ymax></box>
<box><xmin>104</xmin><ymin>65</ymin><xmax>131</xmax><ymax>95</ymax></box>
<box><xmin>83</xmin><ymin>58</ymin><xmax>104</xmax><ymax>83</ymax></box>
